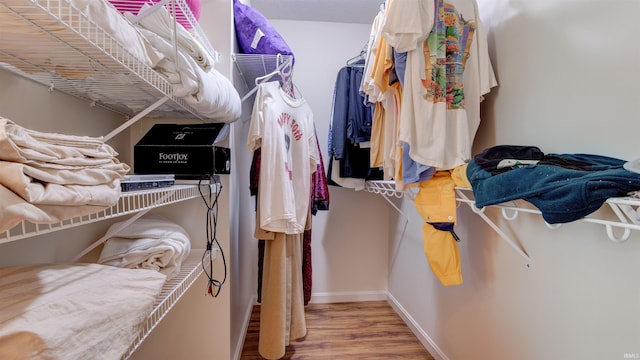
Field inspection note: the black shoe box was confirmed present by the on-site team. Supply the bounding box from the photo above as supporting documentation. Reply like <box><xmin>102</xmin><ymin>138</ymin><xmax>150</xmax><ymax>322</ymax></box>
<box><xmin>134</xmin><ymin>123</ymin><xmax>230</xmax><ymax>179</ymax></box>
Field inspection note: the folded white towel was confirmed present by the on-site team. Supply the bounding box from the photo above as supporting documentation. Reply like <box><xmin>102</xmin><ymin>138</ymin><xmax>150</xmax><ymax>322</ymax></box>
<box><xmin>98</xmin><ymin>215</ymin><xmax>192</xmax><ymax>280</ymax></box>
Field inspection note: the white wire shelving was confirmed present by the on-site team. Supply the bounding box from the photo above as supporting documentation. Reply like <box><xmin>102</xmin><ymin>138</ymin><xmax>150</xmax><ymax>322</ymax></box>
<box><xmin>122</xmin><ymin>250</ymin><xmax>212</xmax><ymax>360</ymax></box>
<box><xmin>232</xmin><ymin>53</ymin><xmax>294</xmax><ymax>102</ymax></box>
<box><xmin>364</xmin><ymin>180</ymin><xmax>640</xmax><ymax>267</ymax></box>
<box><xmin>0</xmin><ymin>185</ymin><xmax>203</xmax><ymax>245</ymax></box>
<box><xmin>0</xmin><ymin>0</ymin><xmax>213</xmax><ymax>128</ymax></box>
<box><xmin>0</xmin><ymin>1</ymin><xmax>223</xmax><ymax>358</ymax></box>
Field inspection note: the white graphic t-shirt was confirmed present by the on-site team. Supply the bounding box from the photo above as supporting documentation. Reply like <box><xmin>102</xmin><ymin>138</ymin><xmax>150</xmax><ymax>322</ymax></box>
<box><xmin>248</xmin><ymin>81</ymin><xmax>318</xmax><ymax>234</ymax></box>
<box><xmin>382</xmin><ymin>0</ymin><xmax>497</xmax><ymax>170</ymax></box>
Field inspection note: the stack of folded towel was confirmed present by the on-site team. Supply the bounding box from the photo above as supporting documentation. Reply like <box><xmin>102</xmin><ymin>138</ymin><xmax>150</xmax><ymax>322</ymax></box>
<box><xmin>0</xmin><ymin>117</ymin><xmax>130</xmax><ymax>232</ymax></box>
<box><xmin>98</xmin><ymin>215</ymin><xmax>191</xmax><ymax>280</ymax></box>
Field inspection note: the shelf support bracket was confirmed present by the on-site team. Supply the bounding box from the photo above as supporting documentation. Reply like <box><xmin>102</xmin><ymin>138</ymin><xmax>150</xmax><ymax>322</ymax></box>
<box><xmin>104</xmin><ymin>96</ymin><xmax>169</xmax><ymax>142</ymax></box>
<box><xmin>455</xmin><ymin>189</ymin><xmax>532</xmax><ymax>267</ymax></box>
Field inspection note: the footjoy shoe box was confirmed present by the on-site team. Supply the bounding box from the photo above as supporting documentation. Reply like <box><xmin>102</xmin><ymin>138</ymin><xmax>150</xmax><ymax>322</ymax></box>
<box><xmin>134</xmin><ymin>123</ymin><xmax>230</xmax><ymax>179</ymax></box>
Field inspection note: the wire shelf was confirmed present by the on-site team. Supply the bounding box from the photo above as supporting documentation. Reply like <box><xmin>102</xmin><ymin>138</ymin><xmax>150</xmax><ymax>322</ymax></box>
<box><xmin>232</xmin><ymin>53</ymin><xmax>293</xmax><ymax>98</ymax></box>
<box><xmin>364</xmin><ymin>180</ymin><xmax>640</xmax><ymax>267</ymax></box>
<box><xmin>122</xmin><ymin>250</ymin><xmax>210</xmax><ymax>360</ymax></box>
<box><xmin>0</xmin><ymin>0</ymin><xmax>208</xmax><ymax>119</ymax></box>
<box><xmin>0</xmin><ymin>185</ymin><xmax>202</xmax><ymax>245</ymax></box>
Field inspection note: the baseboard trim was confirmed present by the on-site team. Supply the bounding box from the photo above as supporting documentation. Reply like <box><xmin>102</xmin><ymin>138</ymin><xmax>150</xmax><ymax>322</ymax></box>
<box><xmin>309</xmin><ymin>290</ymin><xmax>388</xmax><ymax>304</ymax></box>
<box><xmin>232</xmin><ymin>295</ymin><xmax>258</xmax><ymax>360</ymax></box>
<box><xmin>386</xmin><ymin>292</ymin><xmax>449</xmax><ymax>360</ymax></box>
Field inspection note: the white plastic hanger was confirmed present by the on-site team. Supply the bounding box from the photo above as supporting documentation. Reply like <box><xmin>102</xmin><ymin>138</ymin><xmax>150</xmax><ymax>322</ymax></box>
<box><xmin>241</xmin><ymin>54</ymin><xmax>294</xmax><ymax>102</ymax></box>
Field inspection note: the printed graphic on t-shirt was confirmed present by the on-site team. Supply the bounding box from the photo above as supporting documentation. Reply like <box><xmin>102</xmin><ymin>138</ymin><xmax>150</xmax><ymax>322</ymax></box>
<box><xmin>277</xmin><ymin>112</ymin><xmax>303</xmax><ymax>181</ymax></box>
<box><xmin>422</xmin><ymin>0</ymin><xmax>475</xmax><ymax>110</ymax></box>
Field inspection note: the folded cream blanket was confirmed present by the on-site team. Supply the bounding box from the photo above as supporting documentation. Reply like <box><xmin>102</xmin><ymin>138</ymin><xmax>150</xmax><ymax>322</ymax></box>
<box><xmin>98</xmin><ymin>215</ymin><xmax>192</xmax><ymax>280</ymax></box>
<box><xmin>0</xmin><ymin>184</ymin><xmax>111</xmax><ymax>233</ymax></box>
<box><xmin>0</xmin><ymin>118</ymin><xmax>127</xmax><ymax>167</ymax></box>
<box><xmin>0</xmin><ymin>263</ymin><xmax>166</xmax><ymax>360</ymax></box>
<box><xmin>0</xmin><ymin>162</ymin><xmax>120</xmax><ymax>206</ymax></box>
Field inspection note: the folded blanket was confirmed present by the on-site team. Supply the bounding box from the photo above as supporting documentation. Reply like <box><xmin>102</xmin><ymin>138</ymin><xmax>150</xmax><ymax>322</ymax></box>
<box><xmin>0</xmin><ymin>118</ymin><xmax>125</xmax><ymax>167</ymax></box>
<box><xmin>129</xmin><ymin>3</ymin><xmax>215</xmax><ymax>72</ymax></box>
<box><xmin>136</xmin><ymin>27</ymin><xmax>200</xmax><ymax>97</ymax></box>
<box><xmin>0</xmin><ymin>184</ymin><xmax>112</xmax><ymax>233</ymax></box>
<box><xmin>134</xmin><ymin>27</ymin><xmax>241</xmax><ymax>123</ymax></box>
<box><xmin>98</xmin><ymin>215</ymin><xmax>192</xmax><ymax>280</ymax></box>
<box><xmin>0</xmin><ymin>263</ymin><xmax>166</xmax><ymax>360</ymax></box>
<box><xmin>0</xmin><ymin>162</ymin><xmax>121</xmax><ymax>206</ymax></box>
<box><xmin>182</xmin><ymin>62</ymin><xmax>242</xmax><ymax>123</ymax></box>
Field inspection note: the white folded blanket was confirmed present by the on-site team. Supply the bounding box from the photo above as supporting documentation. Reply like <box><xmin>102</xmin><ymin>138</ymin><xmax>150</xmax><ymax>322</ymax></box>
<box><xmin>129</xmin><ymin>3</ymin><xmax>215</xmax><ymax>72</ymax></box>
<box><xmin>98</xmin><ymin>215</ymin><xmax>192</xmax><ymax>280</ymax></box>
<box><xmin>0</xmin><ymin>162</ymin><xmax>121</xmax><ymax>206</ymax></box>
<box><xmin>0</xmin><ymin>263</ymin><xmax>166</xmax><ymax>360</ymax></box>
<box><xmin>134</xmin><ymin>27</ymin><xmax>241</xmax><ymax>123</ymax></box>
<box><xmin>182</xmin><ymin>59</ymin><xmax>242</xmax><ymax>123</ymax></box>
<box><xmin>136</xmin><ymin>27</ymin><xmax>200</xmax><ymax>98</ymax></box>
<box><xmin>0</xmin><ymin>118</ymin><xmax>126</xmax><ymax>167</ymax></box>
<box><xmin>0</xmin><ymin>184</ymin><xmax>112</xmax><ymax>233</ymax></box>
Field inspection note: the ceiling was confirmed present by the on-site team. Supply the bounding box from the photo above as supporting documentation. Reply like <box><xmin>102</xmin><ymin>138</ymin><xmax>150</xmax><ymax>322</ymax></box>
<box><xmin>249</xmin><ymin>0</ymin><xmax>381</xmax><ymax>24</ymax></box>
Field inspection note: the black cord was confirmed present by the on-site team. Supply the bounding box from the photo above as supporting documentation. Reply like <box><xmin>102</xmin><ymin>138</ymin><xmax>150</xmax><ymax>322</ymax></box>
<box><xmin>198</xmin><ymin>178</ymin><xmax>226</xmax><ymax>297</ymax></box>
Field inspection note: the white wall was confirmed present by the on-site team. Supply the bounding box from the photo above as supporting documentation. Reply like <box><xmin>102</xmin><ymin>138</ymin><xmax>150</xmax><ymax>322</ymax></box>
<box><xmin>232</xmin><ymin>21</ymin><xmax>393</xmax><ymax>352</ymax></box>
<box><xmin>266</xmin><ymin>19</ymin><xmax>392</xmax><ymax>302</ymax></box>
<box><xmin>387</xmin><ymin>1</ymin><xmax>640</xmax><ymax>360</ymax></box>
<box><xmin>0</xmin><ymin>1</ymin><xmax>237</xmax><ymax>359</ymax></box>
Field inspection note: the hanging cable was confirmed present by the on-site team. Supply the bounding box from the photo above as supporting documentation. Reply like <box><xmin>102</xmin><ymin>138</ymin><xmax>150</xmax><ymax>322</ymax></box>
<box><xmin>198</xmin><ymin>177</ymin><xmax>227</xmax><ymax>297</ymax></box>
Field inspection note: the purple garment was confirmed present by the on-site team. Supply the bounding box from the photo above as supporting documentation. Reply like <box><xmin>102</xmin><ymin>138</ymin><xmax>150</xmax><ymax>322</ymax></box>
<box><xmin>312</xmin><ymin>129</ymin><xmax>330</xmax><ymax>214</ymax></box>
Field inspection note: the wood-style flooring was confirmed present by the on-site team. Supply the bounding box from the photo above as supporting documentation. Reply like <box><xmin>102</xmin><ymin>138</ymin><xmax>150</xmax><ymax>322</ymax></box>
<box><xmin>240</xmin><ymin>301</ymin><xmax>435</xmax><ymax>359</ymax></box>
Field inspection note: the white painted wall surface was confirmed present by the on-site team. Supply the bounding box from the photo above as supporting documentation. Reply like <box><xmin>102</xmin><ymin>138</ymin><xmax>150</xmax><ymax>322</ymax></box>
<box><xmin>386</xmin><ymin>1</ymin><xmax>640</xmax><ymax>359</ymax></box>
<box><xmin>265</xmin><ymin>19</ymin><xmax>392</xmax><ymax>303</ymax></box>
<box><xmin>255</xmin><ymin>1</ymin><xmax>640</xmax><ymax>359</ymax></box>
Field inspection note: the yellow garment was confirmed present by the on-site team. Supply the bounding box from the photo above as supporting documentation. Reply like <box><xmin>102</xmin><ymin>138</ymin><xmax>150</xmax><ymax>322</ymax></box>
<box><xmin>370</xmin><ymin>102</ymin><xmax>385</xmax><ymax>168</ymax></box>
<box><xmin>451</xmin><ymin>163</ymin><xmax>472</xmax><ymax>188</ymax></box>
<box><xmin>413</xmin><ymin>171</ymin><xmax>463</xmax><ymax>286</ymax></box>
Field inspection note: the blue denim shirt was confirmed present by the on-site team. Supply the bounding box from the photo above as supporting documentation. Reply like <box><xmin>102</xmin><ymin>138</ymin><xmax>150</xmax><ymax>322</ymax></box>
<box><xmin>329</xmin><ymin>65</ymin><xmax>372</xmax><ymax>160</ymax></box>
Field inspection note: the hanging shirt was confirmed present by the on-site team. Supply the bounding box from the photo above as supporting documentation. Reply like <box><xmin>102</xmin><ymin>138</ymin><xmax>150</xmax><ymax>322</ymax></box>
<box><xmin>248</xmin><ymin>81</ymin><xmax>318</xmax><ymax>234</ymax></box>
<box><xmin>382</xmin><ymin>0</ymin><xmax>497</xmax><ymax>170</ymax></box>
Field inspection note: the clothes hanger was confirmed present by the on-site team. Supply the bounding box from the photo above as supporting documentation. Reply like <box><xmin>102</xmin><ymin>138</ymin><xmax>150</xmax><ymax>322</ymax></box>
<box><xmin>346</xmin><ymin>42</ymin><xmax>368</xmax><ymax>67</ymax></box>
<box><xmin>241</xmin><ymin>54</ymin><xmax>294</xmax><ymax>102</ymax></box>
<box><xmin>253</xmin><ymin>54</ymin><xmax>290</xmax><ymax>84</ymax></box>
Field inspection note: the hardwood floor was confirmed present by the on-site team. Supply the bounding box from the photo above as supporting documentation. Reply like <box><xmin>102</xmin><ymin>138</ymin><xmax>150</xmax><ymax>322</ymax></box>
<box><xmin>240</xmin><ymin>301</ymin><xmax>435</xmax><ymax>359</ymax></box>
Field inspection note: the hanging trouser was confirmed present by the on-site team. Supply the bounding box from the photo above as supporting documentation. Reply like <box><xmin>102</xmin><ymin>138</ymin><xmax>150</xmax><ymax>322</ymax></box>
<box><xmin>258</xmin><ymin>232</ymin><xmax>307</xmax><ymax>359</ymax></box>
<box><xmin>413</xmin><ymin>171</ymin><xmax>463</xmax><ymax>286</ymax></box>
